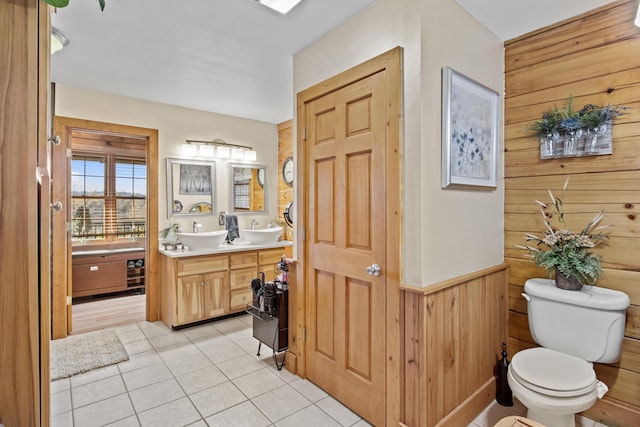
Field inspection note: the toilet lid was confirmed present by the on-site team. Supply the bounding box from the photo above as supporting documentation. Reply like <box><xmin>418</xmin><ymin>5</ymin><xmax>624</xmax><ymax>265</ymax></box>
<box><xmin>511</xmin><ymin>348</ymin><xmax>596</xmax><ymax>397</ymax></box>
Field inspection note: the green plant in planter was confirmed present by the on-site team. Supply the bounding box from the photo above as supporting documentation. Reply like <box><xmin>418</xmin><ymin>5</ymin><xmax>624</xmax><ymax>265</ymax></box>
<box><xmin>43</xmin><ymin>0</ymin><xmax>105</xmax><ymax>11</ymax></box>
<box><xmin>516</xmin><ymin>178</ymin><xmax>612</xmax><ymax>287</ymax></box>
<box><xmin>528</xmin><ymin>106</ymin><xmax>562</xmax><ymax>138</ymax></box>
<box><xmin>579</xmin><ymin>103</ymin><xmax>626</xmax><ymax>130</ymax></box>
<box><xmin>160</xmin><ymin>222</ymin><xmax>181</xmax><ymax>241</ymax></box>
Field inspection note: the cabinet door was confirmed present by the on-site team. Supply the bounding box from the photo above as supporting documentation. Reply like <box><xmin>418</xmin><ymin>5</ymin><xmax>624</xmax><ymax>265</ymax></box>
<box><xmin>201</xmin><ymin>271</ymin><xmax>227</xmax><ymax>319</ymax></box>
<box><xmin>177</xmin><ymin>274</ymin><xmax>204</xmax><ymax>325</ymax></box>
<box><xmin>259</xmin><ymin>248</ymin><xmax>284</xmax><ymax>282</ymax></box>
<box><xmin>230</xmin><ymin>289</ymin><xmax>253</xmax><ymax>312</ymax></box>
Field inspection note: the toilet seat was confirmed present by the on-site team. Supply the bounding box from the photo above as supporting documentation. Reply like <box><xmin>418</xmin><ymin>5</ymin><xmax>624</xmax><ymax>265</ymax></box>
<box><xmin>510</xmin><ymin>348</ymin><xmax>596</xmax><ymax>397</ymax></box>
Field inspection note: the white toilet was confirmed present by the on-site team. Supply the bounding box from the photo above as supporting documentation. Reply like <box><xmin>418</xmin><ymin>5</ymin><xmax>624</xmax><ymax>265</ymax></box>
<box><xmin>508</xmin><ymin>278</ymin><xmax>630</xmax><ymax>427</ymax></box>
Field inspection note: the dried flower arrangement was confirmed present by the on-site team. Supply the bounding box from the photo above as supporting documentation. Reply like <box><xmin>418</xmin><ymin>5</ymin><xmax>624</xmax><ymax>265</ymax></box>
<box><xmin>516</xmin><ymin>178</ymin><xmax>612</xmax><ymax>290</ymax></box>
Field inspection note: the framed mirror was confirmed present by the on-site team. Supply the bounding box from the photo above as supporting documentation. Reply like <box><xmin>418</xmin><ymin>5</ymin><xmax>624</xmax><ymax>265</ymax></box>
<box><xmin>166</xmin><ymin>158</ymin><xmax>216</xmax><ymax>218</ymax></box>
<box><xmin>229</xmin><ymin>163</ymin><xmax>267</xmax><ymax>214</ymax></box>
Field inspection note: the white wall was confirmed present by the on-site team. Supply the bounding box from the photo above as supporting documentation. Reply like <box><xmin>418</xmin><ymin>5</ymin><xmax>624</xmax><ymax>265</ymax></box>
<box><xmin>294</xmin><ymin>0</ymin><xmax>504</xmax><ymax>286</ymax></box>
<box><xmin>55</xmin><ymin>84</ymin><xmax>280</xmax><ymax>234</ymax></box>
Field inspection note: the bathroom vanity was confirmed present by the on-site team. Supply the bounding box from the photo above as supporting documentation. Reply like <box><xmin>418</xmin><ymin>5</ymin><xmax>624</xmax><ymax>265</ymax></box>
<box><xmin>159</xmin><ymin>241</ymin><xmax>292</xmax><ymax>328</ymax></box>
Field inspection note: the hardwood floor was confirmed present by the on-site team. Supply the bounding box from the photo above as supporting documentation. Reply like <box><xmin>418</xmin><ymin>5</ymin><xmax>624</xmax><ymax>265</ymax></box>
<box><xmin>71</xmin><ymin>292</ymin><xmax>146</xmax><ymax>335</ymax></box>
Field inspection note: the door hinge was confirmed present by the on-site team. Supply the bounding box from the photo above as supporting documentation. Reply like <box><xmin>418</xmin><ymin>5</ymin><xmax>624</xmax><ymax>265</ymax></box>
<box><xmin>66</xmin><ymin>296</ymin><xmax>72</xmax><ymax>305</ymax></box>
<box><xmin>66</xmin><ymin>148</ymin><xmax>72</xmax><ymax>158</ymax></box>
<box><xmin>303</xmin><ymin>126</ymin><xmax>307</xmax><ymax>141</ymax></box>
<box><xmin>66</xmin><ymin>222</ymin><xmax>72</xmax><ymax>232</ymax></box>
<box><xmin>302</xmin><ymin>327</ymin><xmax>307</xmax><ymax>342</ymax></box>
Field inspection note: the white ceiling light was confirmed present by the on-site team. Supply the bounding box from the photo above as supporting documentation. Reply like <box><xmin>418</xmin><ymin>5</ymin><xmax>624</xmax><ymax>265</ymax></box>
<box><xmin>181</xmin><ymin>143</ymin><xmax>197</xmax><ymax>156</ymax></box>
<box><xmin>216</xmin><ymin>146</ymin><xmax>231</xmax><ymax>158</ymax></box>
<box><xmin>636</xmin><ymin>3</ymin><xmax>640</xmax><ymax>27</ymax></box>
<box><xmin>51</xmin><ymin>27</ymin><xmax>69</xmax><ymax>55</ymax></box>
<box><xmin>199</xmin><ymin>144</ymin><xmax>215</xmax><ymax>157</ymax></box>
<box><xmin>256</xmin><ymin>0</ymin><xmax>303</xmax><ymax>14</ymax></box>
<box><xmin>244</xmin><ymin>150</ymin><xmax>257</xmax><ymax>161</ymax></box>
<box><xmin>231</xmin><ymin>148</ymin><xmax>245</xmax><ymax>159</ymax></box>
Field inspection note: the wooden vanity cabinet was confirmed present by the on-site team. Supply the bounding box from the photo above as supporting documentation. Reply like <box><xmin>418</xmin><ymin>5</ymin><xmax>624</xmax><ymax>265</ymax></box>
<box><xmin>72</xmin><ymin>250</ymin><xmax>146</xmax><ymax>297</ymax></box>
<box><xmin>161</xmin><ymin>247</ymin><xmax>288</xmax><ymax>328</ymax></box>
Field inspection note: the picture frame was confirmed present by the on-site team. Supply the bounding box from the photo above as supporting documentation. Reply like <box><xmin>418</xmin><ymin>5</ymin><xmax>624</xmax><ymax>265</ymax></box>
<box><xmin>179</xmin><ymin>163</ymin><xmax>212</xmax><ymax>195</ymax></box>
<box><xmin>442</xmin><ymin>67</ymin><xmax>499</xmax><ymax>189</ymax></box>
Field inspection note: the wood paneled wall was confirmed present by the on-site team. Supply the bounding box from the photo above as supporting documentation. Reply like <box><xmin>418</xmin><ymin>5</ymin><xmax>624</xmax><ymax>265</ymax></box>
<box><xmin>401</xmin><ymin>264</ymin><xmax>509</xmax><ymax>427</ymax></box>
<box><xmin>504</xmin><ymin>1</ymin><xmax>640</xmax><ymax>424</ymax></box>
<box><xmin>277</xmin><ymin>120</ymin><xmax>293</xmax><ymax>244</ymax></box>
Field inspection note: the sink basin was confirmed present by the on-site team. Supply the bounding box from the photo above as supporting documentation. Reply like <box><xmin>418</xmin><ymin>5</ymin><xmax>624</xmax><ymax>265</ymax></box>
<box><xmin>176</xmin><ymin>230</ymin><xmax>227</xmax><ymax>250</ymax></box>
<box><xmin>240</xmin><ymin>227</ymin><xmax>283</xmax><ymax>244</ymax></box>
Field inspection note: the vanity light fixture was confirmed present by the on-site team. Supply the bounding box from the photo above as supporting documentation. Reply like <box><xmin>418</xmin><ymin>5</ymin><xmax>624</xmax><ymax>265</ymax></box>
<box><xmin>184</xmin><ymin>138</ymin><xmax>256</xmax><ymax>161</ymax></box>
<box><xmin>216</xmin><ymin>146</ymin><xmax>231</xmax><ymax>158</ymax></box>
<box><xmin>181</xmin><ymin>142</ymin><xmax>197</xmax><ymax>156</ymax></box>
<box><xmin>51</xmin><ymin>27</ymin><xmax>70</xmax><ymax>55</ymax></box>
<box><xmin>256</xmin><ymin>0</ymin><xmax>303</xmax><ymax>14</ymax></box>
<box><xmin>231</xmin><ymin>148</ymin><xmax>245</xmax><ymax>159</ymax></box>
<box><xmin>199</xmin><ymin>144</ymin><xmax>215</xmax><ymax>157</ymax></box>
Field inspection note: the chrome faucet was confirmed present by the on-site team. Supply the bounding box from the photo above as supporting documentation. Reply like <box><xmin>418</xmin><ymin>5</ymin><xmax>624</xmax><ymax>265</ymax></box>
<box><xmin>250</xmin><ymin>219</ymin><xmax>259</xmax><ymax>230</ymax></box>
<box><xmin>192</xmin><ymin>220</ymin><xmax>202</xmax><ymax>233</ymax></box>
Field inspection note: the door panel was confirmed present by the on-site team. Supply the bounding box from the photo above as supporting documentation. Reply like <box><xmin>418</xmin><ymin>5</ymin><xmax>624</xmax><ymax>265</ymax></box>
<box><xmin>305</xmin><ymin>71</ymin><xmax>386</xmax><ymax>426</ymax></box>
<box><xmin>177</xmin><ymin>275</ymin><xmax>203</xmax><ymax>325</ymax></box>
<box><xmin>202</xmin><ymin>271</ymin><xmax>227</xmax><ymax>318</ymax></box>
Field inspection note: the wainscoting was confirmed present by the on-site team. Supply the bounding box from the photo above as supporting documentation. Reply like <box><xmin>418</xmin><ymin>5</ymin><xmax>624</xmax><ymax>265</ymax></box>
<box><xmin>401</xmin><ymin>264</ymin><xmax>509</xmax><ymax>427</ymax></box>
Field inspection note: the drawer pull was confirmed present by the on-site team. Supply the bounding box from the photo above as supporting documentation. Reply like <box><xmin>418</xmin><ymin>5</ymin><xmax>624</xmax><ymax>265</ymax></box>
<box><xmin>90</xmin><ymin>266</ymin><xmax>99</xmax><ymax>271</ymax></box>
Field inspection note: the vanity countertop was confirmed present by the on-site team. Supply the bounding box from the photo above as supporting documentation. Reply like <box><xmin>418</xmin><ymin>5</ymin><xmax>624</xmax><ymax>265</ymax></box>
<box><xmin>72</xmin><ymin>247</ymin><xmax>146</xmax><ymax>257</ymax></box>
<box><xmin>159</xmin><ymin>240</ymin><xmax>292</xmax><ymax>258</ymax></box>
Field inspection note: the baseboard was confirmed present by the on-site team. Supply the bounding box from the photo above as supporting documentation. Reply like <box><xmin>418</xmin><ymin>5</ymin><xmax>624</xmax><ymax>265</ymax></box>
<box><xmin>435</xmin><ymin>377</ymin><xmax>496</xmax><ymax>427</ymax></box>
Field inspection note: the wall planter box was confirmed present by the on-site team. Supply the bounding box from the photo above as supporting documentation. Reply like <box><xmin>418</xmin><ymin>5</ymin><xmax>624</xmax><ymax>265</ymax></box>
<box><xmin>539</xmin><ymin>120</ymin><xmax>613</xmax><ymax>159</ymax></box>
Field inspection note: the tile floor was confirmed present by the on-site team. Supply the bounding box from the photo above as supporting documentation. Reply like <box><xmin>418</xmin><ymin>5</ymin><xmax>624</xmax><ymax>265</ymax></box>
<box><xmin>50</xmin><ymin>314</ymin><xmax>608</xmax><ymax>427</ymax></box>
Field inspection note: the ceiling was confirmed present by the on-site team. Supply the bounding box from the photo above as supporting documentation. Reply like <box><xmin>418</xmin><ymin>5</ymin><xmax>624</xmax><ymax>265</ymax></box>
<box><xmin>51</xmin><ymin>0</ymin><xmax>618</xmax><ymax>125</ymax></box>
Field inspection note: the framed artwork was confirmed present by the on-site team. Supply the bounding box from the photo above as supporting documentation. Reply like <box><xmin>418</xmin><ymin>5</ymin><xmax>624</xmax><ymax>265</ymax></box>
<box><xmin>179</xmin><ymin>163</ymin><xmax>212</xmax><ymax>195</ymax></box>
<box><xmin>442</xmin><ymin>67</ymin><xmax>499</xmax><ymax>189</ymax></box>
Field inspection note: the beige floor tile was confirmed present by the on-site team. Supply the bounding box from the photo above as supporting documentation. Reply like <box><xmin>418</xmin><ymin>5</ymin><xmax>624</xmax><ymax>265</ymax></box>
<box><xmin>121</xmin><ymin>362</ymin><xmax>172</xmax><ymax>391</ymax></box>
<box><xmin>252</xmin><ymin>384</ymin><xmax>312</xmax><ymax>423</ymax></box>
<box><xmin>289</xmin><ymin>378</ymin><xmax>328</xmax><ymax>402</ymax></box>
<box><xmin>164</xmin><ymin>351</ymin><xmax>212</xmax><ymax>377</ymax></box>
<box><xmin>148</xmin><ymin>330</ymin><xmax>189</xmax><ymax>349</ymax></box>
<box><xmin>70</xmin><ymin>364</ymin><xmax>120</xmax><ymax>387</ymax></box>
<box><xmin>116</xmin><ymin>328</ymin><xmax>146</xmax><ymax>344</ymax></box>
<box><xmin>50</xmin><ymin>410</ymin><xmax>73</xmax><ymax>427</ymax></box>
<box><xmin>73</xmin><ymin>393</ymin><xmax>135</xmax><ymax>427</ymax></box>
<box><xmin>123</xmin><ymin>338</ymin><xmax>155</xmax><ymax>355</ymax></box>
<box><xmin>199</xmin><ymin>341</ymin><xmax>247</xmax><ymax>364</ymax></box>
<box><xmin>72</xmin><ymin>375</ymin><xmax>126</xmax><ymax>408</ymax></box>
<box><xmin>276</xmin><ymin>404</ymin><xmax>342</xmax><ymax>427</ymax></box>
<box><xmin>129</xmin><ymin>378</ymin><xmax>185</xmax><ymax>413</ymax></box>
<box><xmin>205</xmin><ymin>401</ymin><xmax>271</xmax><ymax>427</ymax></box>
<box><xmin>213</xmin><ymin>317</ymin><xmax>249</xmax><ymax>335</ymax></box>
<box><xmin>175</xmin><ymin>365</ymin><xmax>228</xmax><ymax>395</ymax></box>
<box><xmin>156</xmin><ymin>341</ymin><xmax>201</xmax><ymax>362</ymax></box>
<box><xmin>216</xmin><ymin>353</ymin><xmax>266</xmax><ymax>379</ymax></box>
<box><xmin>104</xmin><ymin>415</ymin><xmax>141</xmax><ymax>426</ymax></box>
<box><xmin>117</xmin><ymin>350</ymin><xmax>163</xmax><ymax>374</ymax></box>
<box><xmin>232</xmin><ymin>367</ymin><xmax>286</xmax><ymax>398</ymax></box>
<box><xmin>137</xmin><ymin>397</ymin><xmax>201</xmax><ymax>427</ymax></box>
<box><xmin>316</xmin><ymin>396</ymin><xmax>362</xmax><ymax>426</ymax></box>
<box><xmin>190</xmin><ymin>380</ymin><xmax>248</xmax><ymax>418</ymax></box>
<box><xmin>50</xmin><ymin>389</ymin><xmax>71</xmax><ymax>416</ymax></box>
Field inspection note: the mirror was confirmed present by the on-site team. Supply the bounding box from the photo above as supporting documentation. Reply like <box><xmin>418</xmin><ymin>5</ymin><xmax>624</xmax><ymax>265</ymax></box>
<box><xmin>229</xmin><ymin>163</ymin><xmax>267</xmax><ymax>214</ymax></box>
<box><xmin>166</xmin><ymin>158</ymin><xmax>216</xmax><ymax>218</ymax></box>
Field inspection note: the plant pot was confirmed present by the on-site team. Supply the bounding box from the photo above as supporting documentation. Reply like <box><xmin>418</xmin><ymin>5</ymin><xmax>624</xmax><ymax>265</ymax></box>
<box><xmin>555</xmin><ymin>269</ymin><xmax>583</xmax><ymax>291</ymax></box>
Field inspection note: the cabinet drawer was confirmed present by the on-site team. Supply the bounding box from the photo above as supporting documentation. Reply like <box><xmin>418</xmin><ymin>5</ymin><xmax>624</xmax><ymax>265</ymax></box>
<box><xmin>258</xmin><ymin>248</ymin><xmax>284</xmax><ymax>266</ymax></box>
<box><xmin>73</xmin><ymin>261</ymin><xmax>126</xmax><ymax>293</ymax></box>
<box><xmin>178</xmin><ymin>256</ymin><xmax>228</xmax><ymax>276</ymax></box>
<box><xmin>230</xmin><ymin>267</ymin><xmax>257</xmax><ymax>291</ymax></box>
<box><xmin>229</xmin><ymin>252</ymin><xmax>258</xmax><ymax>269</ymax></box>
<box><xmin>230</xmin><ymin>289</ymin><xmax>253</xmax><ymax>311</ymax></box>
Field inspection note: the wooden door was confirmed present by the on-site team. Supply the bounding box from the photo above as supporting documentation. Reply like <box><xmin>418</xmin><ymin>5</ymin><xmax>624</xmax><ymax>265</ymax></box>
<box><xmin>304</xmin><ymin>69</ymin><xmax>388</xmax><ymax>425</ymax></box>
<box><xmin>177</xmin><ymin>275</ymin><xmax>204</xmax><ymax>325</ymax></box>
<box><xmin>202</xmin><ymin>271</ymin><xmax>227</xmax><ymax>318</ymax></box>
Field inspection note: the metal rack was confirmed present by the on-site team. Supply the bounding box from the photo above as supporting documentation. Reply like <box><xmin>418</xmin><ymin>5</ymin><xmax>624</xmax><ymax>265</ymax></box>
<box><xmin>246</xmin><ymin>286</ymin><xmax>288</xmax><ymax>370</ymax></box>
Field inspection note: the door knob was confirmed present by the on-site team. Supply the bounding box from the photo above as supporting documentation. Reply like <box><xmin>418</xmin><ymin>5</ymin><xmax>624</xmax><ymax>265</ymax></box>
<box><xmin>50</xmin><ymin>201</ymin><xmax>63</xmax><ymax>212</ymax></box>
<box><xmin>366</xmin><ymin>263</ymin><xmax>381</xmax><ymax>276</ymax></box>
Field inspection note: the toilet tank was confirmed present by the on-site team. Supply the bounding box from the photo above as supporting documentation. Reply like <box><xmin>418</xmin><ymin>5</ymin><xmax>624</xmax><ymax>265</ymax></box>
<box><xmin>523</xmin><ymin>278</ymin><xmax>630</xmax><ymax>363</ymax></box>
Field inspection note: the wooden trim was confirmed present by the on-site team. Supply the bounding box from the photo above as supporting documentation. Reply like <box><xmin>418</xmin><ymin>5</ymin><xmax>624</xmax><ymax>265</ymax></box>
<box><xmin>295</xmin><ymin>46</ymin><xmax>403</xmax><ymax>426</ymax></box>
<box><xmin>401</xmin><ymin>263</ymin><xmax>510</xmax><ymax>295</ymax></box>
<box><xmin>0</xmin><ymin>0</ymin><xmax>43</xmax><ymax>424</ymax></box>
<box><xmin>51</xmin><ymin>116</ymin><xmax>160</xmax><ymax>335</ymax></box>
<box><xmin>38</xmin><ymin>5</ymin><xmax>51</xmax><ymax>424</ymax></box>
<box><xmin>402</xmin><ymin>266</ymin><xmax>509</xmax><ymax>426</ymax></box>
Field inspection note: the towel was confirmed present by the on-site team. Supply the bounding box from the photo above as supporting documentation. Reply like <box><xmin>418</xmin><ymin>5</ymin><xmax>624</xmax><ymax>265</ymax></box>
<box><xmin>225</xmin><ymin>214</ymin><xmax>240</xmax><ymax>241</ymax></box>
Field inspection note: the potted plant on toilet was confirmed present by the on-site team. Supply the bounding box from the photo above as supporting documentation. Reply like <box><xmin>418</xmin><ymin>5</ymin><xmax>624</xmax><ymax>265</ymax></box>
<box><xmin>517</xmin><ymin>178</ymin><xmax>612</xmax><ymax>290</ymax></box>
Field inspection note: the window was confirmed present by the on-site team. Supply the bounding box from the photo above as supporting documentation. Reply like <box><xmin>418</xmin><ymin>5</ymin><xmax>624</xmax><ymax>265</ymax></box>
<box><xmin>71</xmin><ymin>152</ymin><xmax>146</xmax><ymax>242</ymax></box>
